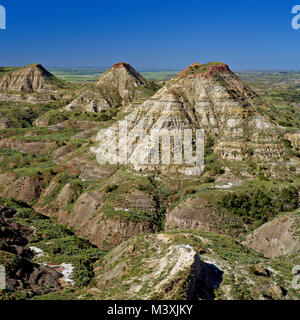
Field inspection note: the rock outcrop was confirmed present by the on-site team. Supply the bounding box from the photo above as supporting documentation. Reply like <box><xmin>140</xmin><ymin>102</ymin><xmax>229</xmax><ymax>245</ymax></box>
<box><xmin>87</xmin><ymin>232</ymin><xmax>292</xmax><ymax>300</ymax></box>
<box><xmin>96</xmin><ymin>62</ymin><xmax>149</xmax><ymax>97</ymax></box>
<box><xmin>65</xmin><ymin>62</ymin><xmax>156</xmax><ymax>112</ymax></box>
<box><xmin>165</xmin><ymin>197</ymin><xmax>231</xmax><ymax>233</ymax></box>
<box><xmin>244</xmin><ymin>210</ymin><xmax>300</xmax><ymax>258</ymax></box>
<box><xmin>0</xmin><ymin>63</ymin><xmax>64</xmax><ymax>93</ymax></box>
<box><xmin>35</xmin><ymin>188</ymin><xmax>155</xmax><ymax>250</ymax></box>
<box><xmin>0</xmin><ymin>206</ymin><xmax>62</xmax><ymax>296</ymax></box>
<box><xmin>0</xmin><ymin>206</ymin><xmax>32</xmax><ymax>245</ymax></box>
<box><xmin>0</xmin><ymin>174</ymin><xmax>42</xmax><ymax>204</ymax></box>
<box><xmin>92</xmin><ymin>62</ymin><xmax>287</xmax><ymax>175</ymax></box>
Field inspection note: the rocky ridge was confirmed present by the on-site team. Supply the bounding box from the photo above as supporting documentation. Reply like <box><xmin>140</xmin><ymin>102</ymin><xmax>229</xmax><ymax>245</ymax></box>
<box><xmin>92</xmin><ymin>62</ymin><xmax>288</xmax><ymax>175</ymax></box>
<box><xmin>87</xmin><ymin>232</ymin><xmax>296</xmax><ymax>300</ymax></box>
<box><xmin>245</xmin><ymin>210</ymin><xmax>300</xmax><ymax>258</ymax></box>
<box><xmin>0</xmin><ymin>64</ymin><xmax>64</xmax><ymax>93</ymax></box>
<box><xmin>65</xmin><ymin>62</ymin><xmax>157</xmax><ymax>112</ymax></box>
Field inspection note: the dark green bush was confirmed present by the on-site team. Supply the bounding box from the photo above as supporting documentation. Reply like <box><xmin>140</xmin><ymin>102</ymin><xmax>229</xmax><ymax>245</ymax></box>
<box><xmin>218</xmin><ymin>186</ymin><xmax>299</xmax><ymax>223</ymax></box>
<box><xmin>204</xmin><ymin>177</ymin><xmax>215</xmax><ymax>184</ymax></box>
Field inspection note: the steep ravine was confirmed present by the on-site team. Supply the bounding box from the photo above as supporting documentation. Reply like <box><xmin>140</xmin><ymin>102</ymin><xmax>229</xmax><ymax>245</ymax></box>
<box><xmin>0</xmin><ymin>200</ymin><xmax>105</xmax><ymax>300</ymax></box>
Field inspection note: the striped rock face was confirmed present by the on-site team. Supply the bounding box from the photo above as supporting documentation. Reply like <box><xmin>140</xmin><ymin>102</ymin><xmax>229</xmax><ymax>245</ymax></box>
<box><xmin>65</xmin><ymin>62</ymin><xmax>155</xmax><ymax>113</ymax></box>
<box><xmin>0</xmin><ymin>64</ymin><xmax>63</xmax><ymax>93</ymax></box>
<box><xmin>92</xmin><ymin>62</ymin><xmax>287</xmax><ymax>175</ymax></box>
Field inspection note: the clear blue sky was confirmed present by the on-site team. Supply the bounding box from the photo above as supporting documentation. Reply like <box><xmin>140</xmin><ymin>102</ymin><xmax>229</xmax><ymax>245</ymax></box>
<box><xmin>0</xmin><ymin>0</ymin><xmax>300</xmax><ymax>70</ymax></box>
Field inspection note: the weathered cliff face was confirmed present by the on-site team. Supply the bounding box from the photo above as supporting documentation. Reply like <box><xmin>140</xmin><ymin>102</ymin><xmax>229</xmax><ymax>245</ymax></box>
<box><xmin>0</xmin><ymin>207</ymin><xmax>62</xmax><ymax>296</ymax></box>
<box><xmin>0</xmin><ymin>64</ymin><xmax>63</xmax><ymax>93</ymax></box>
<box><xmin>244</xmin><ymin>211</ymin><xmax>300</xmax><ymax>258</ymax></box>
<box><xmin>0</xmin><ymin>174</ymin><xmax>42</xmax><ymax>204</ymax></box>
<box><xmin>34</xmin><ymin>182</ymin><xmax>156</xmax><ymax>250</ymax></box>
<box><xmin>64</xmin><ymin>87</ymin><xmax>112</xmax><ymax>112</ymax></box>
<box><xmin>96</xmin><ymin>62</ymin><xmax>150</xmax><ymax>102</ymax></box>
<box><xmin>65</xmin><ymin>62</ymin><xmax>156</xmax><ymax>112</ymax></box>
<box><xmin>92</xmin><ymin>62</ymin><xmax>287</xmax><ymax>175</ymax></box>
<box><xmin>87</xmin><ymin>232</ymin><xmax>293</xmax><ymax>300</ymax></box>
<box><xmin>165</xmin><ymin>197</ymin><xmax>237</xmax><ymax>234</ymax></box>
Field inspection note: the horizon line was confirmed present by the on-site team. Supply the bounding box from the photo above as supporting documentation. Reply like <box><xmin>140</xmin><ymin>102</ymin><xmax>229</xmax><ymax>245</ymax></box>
<box><xmin>46</xmin><ymin>66</ymin><xmax>300</xmax><ymax>73</ymax></box>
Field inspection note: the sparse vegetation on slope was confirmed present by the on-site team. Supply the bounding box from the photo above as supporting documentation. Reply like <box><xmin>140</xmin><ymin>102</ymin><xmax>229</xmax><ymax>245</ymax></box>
<box><xmin>1</xmin><ymin>63</ymin><xmax>300</xmax><ymax>301</ymax></box>
<box><xmin>0</xmin><ymin>198</ymin><xmax>106</xmax><ymax>300</ymax></box>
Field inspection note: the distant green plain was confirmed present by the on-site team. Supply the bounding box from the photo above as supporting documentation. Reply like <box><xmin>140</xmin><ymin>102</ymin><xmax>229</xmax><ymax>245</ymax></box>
<box><xmin>49</xmin><ymin>68</ymin><xmax>180</xmax><ymax>83</ymax></box>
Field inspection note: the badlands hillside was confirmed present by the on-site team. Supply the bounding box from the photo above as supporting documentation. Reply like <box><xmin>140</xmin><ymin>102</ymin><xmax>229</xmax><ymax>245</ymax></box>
<box><xmin>0</xmin><ymin>63</ymin><xmax>66</xmax><ymax>93</ymax></box>
<box><xmin>64</xmin><ymin>62</ymin><xmax>158</xmax><ymax>113</ymax></box>
<box><xmin>0</xmin><ymin>62</ymin><xmax>299</xmax><ymax>300</ymax></box>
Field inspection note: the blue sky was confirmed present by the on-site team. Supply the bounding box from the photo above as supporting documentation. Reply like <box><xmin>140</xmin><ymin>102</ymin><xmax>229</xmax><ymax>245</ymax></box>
<box><xmin>0</xmin><ymin>0</ymin><xmax>300</xmax><ymax>70</ymax></box>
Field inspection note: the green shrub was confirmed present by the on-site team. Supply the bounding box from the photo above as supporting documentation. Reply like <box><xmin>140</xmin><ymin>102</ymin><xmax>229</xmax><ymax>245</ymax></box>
<box><xmin>105</xmin><ymin>184</ymin><xmax>118</xmax><ymax>193</ymax></box>
<box><xmin>204</xmin><ymin>177</ymin><xmax>215</xmax><ymax>184</ymax></box>
<box><xmin>218</xmin><ymin>186</ymin><xmax>299</xmax><ymax>223</ymax></box>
